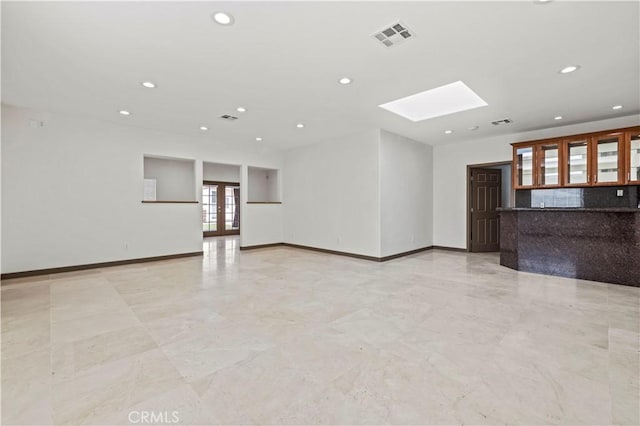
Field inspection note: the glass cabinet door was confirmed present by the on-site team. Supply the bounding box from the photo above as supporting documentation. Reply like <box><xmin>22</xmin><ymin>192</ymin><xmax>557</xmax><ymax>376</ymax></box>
<box><xmin>566</xmin><ymin>140</ymin><xmax>589</xmax><ymax>185</ymax></box>
<box><xmin>627</xmin><ymin>130</ymin><xmax>640</xmax><ymax>183</ymax></box>
<box><xmin>514</xmin><ymin>146</ymin><xmax>534</xmax><ymax>187</ymax></box>
<box><xmin>594</xmin><ymin>134</ymin><xmax>622</xmax><ymax>185</ymax></box>
<box><xmin>538</xmin><ymin>143</ymin><xmax>560</xmax><ymax>186</ymax></box>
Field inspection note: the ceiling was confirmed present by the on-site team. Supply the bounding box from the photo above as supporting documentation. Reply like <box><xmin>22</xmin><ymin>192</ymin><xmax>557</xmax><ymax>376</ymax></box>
<box><xmin>2</xmin><ymin>1</ymin><xmax>639</xmax><ymax>150</ymax></box>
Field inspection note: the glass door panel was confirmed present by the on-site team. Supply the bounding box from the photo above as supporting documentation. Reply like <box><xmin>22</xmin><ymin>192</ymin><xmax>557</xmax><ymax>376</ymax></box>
<box><xmin>225</xmin><ymin>186</ymin><xmax>240</xmax><ymax>231</ymax></box>
<box><xmin>202</xmin><ymin>184</ymin><xmax>218</xmax><ymax>233</ymax></box>
<box><xmin>595</xmin><ymin>136</ymin><xmax>620</xmax><ymax>184</ymax></box>
<box><xmin>567</xmin><ymin>141</ymin><xmax>588</xmax><ymax>184</ymax></box>
<box><xmin>539</xmin><ymin>144</ymin><xmax>559</xmax><ymax>186</ymax></box>
<box><xmin>515</xmin><ymin>146</ymin><xmax>534</xmax><ymax>187</ymax></box>
<box><xmin>629</xmin><ymin>132</ymin><xmax>640</xmax><ymax>183</ymax></box>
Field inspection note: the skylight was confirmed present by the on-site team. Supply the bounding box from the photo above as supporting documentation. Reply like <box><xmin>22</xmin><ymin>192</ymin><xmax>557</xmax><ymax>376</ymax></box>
<box><xmin>378</xmin><ymin>81</ymin><xmax>488</xmax><ymax>122</ymax></box>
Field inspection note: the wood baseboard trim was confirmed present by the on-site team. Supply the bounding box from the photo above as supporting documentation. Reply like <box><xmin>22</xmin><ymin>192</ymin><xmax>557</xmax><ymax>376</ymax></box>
<box><xmin>432</xmin><ymin>246</ymin><xmax>468</xmax><ymax>252</ymax></box>
<box><xmin>282</xmin><ymin>243</ymin><xmax>380</xmax><ymax>261</ymax></box>
<box><xmin>239</xmin><ymin>243</ymin><xmax>286</xmax><ymax>251</ymax></box>
<box><xmin>241</xmin><ymin>242</ymin><xmax>434</xmax><ymax>262</ymax></box>
<box><xmin>1</xmin><ymin>251</ymin><xmax>204</xmax><ymax>281</ymax></box>
<box><xmin>2</xmin><ymin>243</ymin><xmax>461</xmax><ymax>281</ymax></box>
<box><xmin>379</xmin><ymin>246</ymin><xmax>434</xmax><ymax>261</ymax></box>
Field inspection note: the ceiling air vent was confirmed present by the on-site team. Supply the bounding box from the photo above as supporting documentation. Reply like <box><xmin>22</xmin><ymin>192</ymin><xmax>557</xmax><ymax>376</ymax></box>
<box><xmin>219</xmin><ymin>114</ymin><xmax>238</xmax><ymax>121</ymax></box>
<box><xmin>372</xmin><ymin>21</ymin><xmax>415</xmax><ymax>48</ymax></box>
<box><xmin>491</xmin><ymin>118</ymin><xmax>513</xmax><ymax>126</ymax></box>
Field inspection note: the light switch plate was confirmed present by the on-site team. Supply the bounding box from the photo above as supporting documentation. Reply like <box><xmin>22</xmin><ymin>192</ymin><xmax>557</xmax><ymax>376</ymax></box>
<box><xmin>616</xmin><ymin>189</ymin><xmax>624</xmax><ymax>197</ymax></box>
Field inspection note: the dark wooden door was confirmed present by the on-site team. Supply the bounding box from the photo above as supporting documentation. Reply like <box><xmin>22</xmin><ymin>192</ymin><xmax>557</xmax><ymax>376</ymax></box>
<box><xmin>471</xmin><ymin>168</ymin><xmax>502</xmax><ymax>252</ymax></box>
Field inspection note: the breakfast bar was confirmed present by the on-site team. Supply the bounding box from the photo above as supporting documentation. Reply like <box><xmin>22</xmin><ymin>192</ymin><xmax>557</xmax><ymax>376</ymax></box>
<box><xmin>498</xmin><ymin>208</ymin><xmax>640</xmax><ymax>286</ymax></box>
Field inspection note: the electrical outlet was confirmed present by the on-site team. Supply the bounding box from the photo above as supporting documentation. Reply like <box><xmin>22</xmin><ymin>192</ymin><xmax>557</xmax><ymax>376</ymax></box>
<box><xmin>616</xmin><ymin>189</ymin><xmax>624</xmax><ymax>197</ymax></box>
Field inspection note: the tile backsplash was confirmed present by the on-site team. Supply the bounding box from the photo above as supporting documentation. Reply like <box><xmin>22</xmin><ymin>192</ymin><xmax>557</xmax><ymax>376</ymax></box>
<box><xmin>515</xmin><ymin>186</ymin><xmax>639</xmax><ymax>208</ymax></box>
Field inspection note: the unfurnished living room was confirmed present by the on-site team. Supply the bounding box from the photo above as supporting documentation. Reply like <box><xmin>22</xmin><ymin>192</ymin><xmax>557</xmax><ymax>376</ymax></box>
<box><xmin>1</xmin><ymin>1</ymin><xmax>639</xmax><ymax>425</ymax></box>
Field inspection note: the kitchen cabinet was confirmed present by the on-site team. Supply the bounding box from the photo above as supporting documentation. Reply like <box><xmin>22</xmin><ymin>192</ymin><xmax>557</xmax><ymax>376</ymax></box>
<box><xmin>511</xmin><ymin>126</ymin><xmax>639</xmax><ymax>189</ymax></box>
<box><xmin>513</xmin><ymin>145</ymin><xmax>534</xmax><ymax>188</ymax></box>
<box><xmin>625</xmin><ymin>129</ymin><xmax>640</xmax><ymax>184</ymax></box>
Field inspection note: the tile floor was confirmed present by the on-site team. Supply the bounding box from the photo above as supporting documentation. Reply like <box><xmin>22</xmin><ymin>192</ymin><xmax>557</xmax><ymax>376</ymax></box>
<box><xmin>1</xmin><ymin>236</ymin><xmax>639</xmax><ymax>425</ymax></box>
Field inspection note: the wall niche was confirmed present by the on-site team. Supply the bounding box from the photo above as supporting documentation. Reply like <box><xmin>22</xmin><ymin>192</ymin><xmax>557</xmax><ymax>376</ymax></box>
<box><xmin>247</xmin><ymin>166</ymin><xmax>280</xmax><ymax>203</ymax></box>
<box><xmin>143</xmin><ymin>155</ymin><xmax>197</xmax><ymax>203</ymax></box>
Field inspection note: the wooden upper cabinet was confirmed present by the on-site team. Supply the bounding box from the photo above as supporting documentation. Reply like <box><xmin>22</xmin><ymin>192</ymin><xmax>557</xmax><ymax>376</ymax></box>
<box><xmin>564</xmin><ymin>137</ymin><xmax>590</xmax><ymax>186</ymax></box>
<box><xmin>592</xmin><ymin>132</ymin><xmax>624</xmax><ymax>186</ymax></box>
<box><xmin>511</xmin><ymin>126</ymin><xmax>639</xmax><ymax>189</ymax></box>
<box><xmin>513</xmin><ymin>145</ymin><xmax>535</xmax><ymax>189</ymax></box>
<box><xmin>536</xmin><ymin>142</ymin><xmax>562</xmax><ymax>187</ymax></box>
<box><xmin>625</xmin><ymin>129</ymin><xmax>640</xmax><ymax>184</ymax></box>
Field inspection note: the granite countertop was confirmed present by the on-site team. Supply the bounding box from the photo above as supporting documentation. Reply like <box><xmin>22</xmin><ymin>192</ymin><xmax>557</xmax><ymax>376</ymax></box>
<box><xmin>497</xmin><ymin>207</ymin><xmax>640</xmax><ymax>212</ymax></box>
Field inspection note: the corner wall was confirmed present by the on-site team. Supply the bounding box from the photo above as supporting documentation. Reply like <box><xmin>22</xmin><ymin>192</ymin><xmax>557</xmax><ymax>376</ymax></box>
<box><xmin>380</xmin><ymin>130</ymin><xmax>433</xmax><ymax>256</ymax></box>
<box><xmin>433</xmin><ymin>115</ymin><xmax>640</xmax><ymax>249</ymax></box>
<box><xmin>283</xmin><ymin>129</ymin><xmax>434</xmax><ymax>258</ymax></box>
<box><xmin>283</xmin><ymin>130</ymin><xmax>381</xmax><ymax>257</ymax></box>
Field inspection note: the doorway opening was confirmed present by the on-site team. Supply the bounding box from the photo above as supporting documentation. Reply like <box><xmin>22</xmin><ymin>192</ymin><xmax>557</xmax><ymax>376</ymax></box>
<box><xmin>202</xmin><ymin>181</ymin><xmax>240</xmax><ymax>237</ymax></box>
<box><xmin>467</xmin><ymin>161</ymin><xmax>512</xmax><ymax>252</ymax></box>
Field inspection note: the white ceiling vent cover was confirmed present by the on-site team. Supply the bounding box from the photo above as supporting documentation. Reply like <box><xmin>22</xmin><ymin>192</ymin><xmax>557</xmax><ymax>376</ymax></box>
<box><xmin>219</xmin><ymin>114</ymin><xmax>238</xmax><ymax>121</ymax></box>
<box><xmin>491</xmin><ymin>118</ymin><xmax>513</xmax><ymax>126</ymax></box>
<box><xmin>372</xmin><ymin>21</ymin><xmax>415</xmax><ymax>48</ymax></box>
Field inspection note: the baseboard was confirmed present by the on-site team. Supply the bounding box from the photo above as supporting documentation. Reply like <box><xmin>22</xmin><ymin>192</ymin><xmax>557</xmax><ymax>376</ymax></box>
<box><xmin>432</xmin><ymin>245</ymin><xmax>468</xmax><ymax>252</ymax></box>
<box><xmin>1</xmin><ymin>243</ymin><xmax>460</xmax><ymax>281</ymax></box>
<box><xmin>242</xmin><ymin>242</ymin><xmax>434</xmax><ymax>262</ymax></box>
<box><xmin>239</xmin><ymin>243</ymin><xmax>286</xmax><ymax>251</ymax></box>
<box><xmin>282</xmin><ymin>243</ymin><xmax>381</xmax><ymax>261</ymax></box>
<box><xmin>1</xmin><ymin>251</ymin><xmax>204</xmax><ymax>281</ymax></box>
<box><xmin>379</xmin><ymin>246</ymin><xmax>434</xmax><ymax>261</ymax></box>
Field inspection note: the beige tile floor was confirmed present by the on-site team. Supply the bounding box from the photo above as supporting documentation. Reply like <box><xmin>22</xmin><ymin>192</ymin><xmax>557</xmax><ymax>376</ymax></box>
<box><xmin>2</xmin><ymin>236</ymin><xmax>639</xmax><ymax>425</ymax></box>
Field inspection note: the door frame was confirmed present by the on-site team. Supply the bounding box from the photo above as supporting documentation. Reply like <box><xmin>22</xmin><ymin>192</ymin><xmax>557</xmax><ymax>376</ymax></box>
<box><xmin>466</xmin><ymin>161</ymin><xmax>512</xmax><ymax>252</ymax></box>
<box><xmin>203</xmin><ymin>180</ymin><xmax>240</xmax><ymax>237</ymax></box>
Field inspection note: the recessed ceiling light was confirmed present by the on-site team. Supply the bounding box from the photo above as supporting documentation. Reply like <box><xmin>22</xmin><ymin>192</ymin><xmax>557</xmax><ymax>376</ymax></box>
<box><xmin>119</xmin><ymin>110</ymin><xmax>131</xmax><ymax>116</ymax></box>
<box><xmin>612</xmin><ymin>105</ymin><xmax>623</xmax><ymax>110</ymax></box>
<box><xmin>200</xmin><ymin>126</ymin><xmax>208</xmax><ymax>131</ymax></box>
<box><xmin>338</xmin><ymin>77</ymin><xmax>352</xmax><ymax>85</ymax></box>
<box><xmin>535</xmin><ymin>0</ymin><xmax>552</xmax><ymax>4</ymax></box>
<box><xmin>256</xmin><ymin>137</ymin><xmax>262</xmax><ymax>141</ymax></box>
<box><xmin>444</xmin><ymin>130</ymin><xmax>453</xmax><ymax>134</ymax></box>
<box><xmin>236</xmin><ymin>107</ymin><xmax>247</xmax><ymax>113</ymax></box>
<box><xmin>379</xmin><ymin>81</ymin><xmax>488</xmax><ymax>122</ymax></box>
<box><xmin>141</xmin><ymin>81</ymin><xmax>156</xmax><ymax>88</ymax></box>
<box><xmin>212</xmin><ymin>12</ymin><xmax>234</xmax><ymax>25</ymax></box>
<box><xmin>559</xmin><ymin>65</ymin><xmax>580</xmax><ymax>74</ymax></box>
<box><xmin>554</xmin><ymin>116</ymin><xmax>563</xmax><ymax>120</ymax></box>
<box><xmin>296</xmin><ymin>123</ymin><xmax>305</xmax><ymax>128</ymax></box>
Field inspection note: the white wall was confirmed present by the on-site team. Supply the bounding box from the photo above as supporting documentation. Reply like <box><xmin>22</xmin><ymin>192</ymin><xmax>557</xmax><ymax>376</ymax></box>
<box><xmin>144</xmin><ymin>156</ymin><xmax>196</xmax><ymax>201</ymax></box>
<box><xmin>433</xmin><ymin>115</ymin><xmax>640</xmax><ymax>249</ymax></box>
<box><xmin>240</xmin><ymin>165</ymin><xmax>283</xmax><ymax>247</ymax></box>
<box><xmin>1</xmin><ymin>104</ymin><xmax>284</xmax><ymax>273</ymax></box>
<box><xmin>283</xmin><ymin>130</ymin><xmax>381</xmax><ymax>257</ymax></box>
<box><xmin>242</xmin><ymin>203</ymin><xmax>283</xmax><ymax>247</ymax></box>
<box><xmin>203</xmin><ymin>162</ymin><xmax>240</xmax><ymax>183</ymax></box>
<box><xmin>379</xmin><ymin>130</ymin><xmax>433</xmax><ymax>257</ymax></box>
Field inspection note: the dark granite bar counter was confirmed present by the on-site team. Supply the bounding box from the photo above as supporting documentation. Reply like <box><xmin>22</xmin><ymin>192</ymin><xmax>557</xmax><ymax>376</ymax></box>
<box><xmin>498</xmin><ymin>208</ymin><xmax>640</xmax><ymax>287</ymax></box>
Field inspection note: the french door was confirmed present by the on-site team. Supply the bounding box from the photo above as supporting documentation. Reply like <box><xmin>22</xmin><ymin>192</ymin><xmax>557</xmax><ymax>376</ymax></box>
<box><xmin>202</xmin><ymin>181</ymin><xmax>240</xmax><ymax>237</ymax></box>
